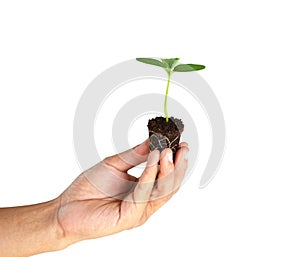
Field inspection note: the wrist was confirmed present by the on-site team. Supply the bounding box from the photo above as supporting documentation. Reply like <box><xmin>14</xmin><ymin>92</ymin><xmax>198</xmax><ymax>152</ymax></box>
<box><xmin>49</xmin><ymin>197</ymin><xmax>69</xmax><ymax>251</ymax></box>
<box><xmin>25</xmin><ymin>198</ymin><xmax>69</xmax><ymax>254</ymax></box>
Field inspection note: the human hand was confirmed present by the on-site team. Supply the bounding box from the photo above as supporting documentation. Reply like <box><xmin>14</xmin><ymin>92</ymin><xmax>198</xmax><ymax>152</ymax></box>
<box><xmin>57</xmin><ymin>139</ymin><xmax>189</xmax><ymax>246</ymax></box>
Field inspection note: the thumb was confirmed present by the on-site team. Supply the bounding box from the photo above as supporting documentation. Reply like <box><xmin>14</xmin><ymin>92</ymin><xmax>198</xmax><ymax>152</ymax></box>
<box><xmin>102</xmin><ymin>139</ymin><xmax>149</xmax><ymax>172</ymax></box>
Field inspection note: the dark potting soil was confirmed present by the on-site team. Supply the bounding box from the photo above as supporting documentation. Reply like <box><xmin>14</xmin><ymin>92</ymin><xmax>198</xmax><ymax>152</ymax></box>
<box><xmin>147</xmin><ymin>116</ymin><xmax>184</xmax><ymax>159</ymax></box>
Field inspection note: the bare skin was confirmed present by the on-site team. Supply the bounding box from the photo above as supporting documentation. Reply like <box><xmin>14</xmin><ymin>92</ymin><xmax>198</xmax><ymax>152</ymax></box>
<box><xmin>0</xmin><ymin>140</ymin><xmax>189</xmax><ymax>257</ymax></box>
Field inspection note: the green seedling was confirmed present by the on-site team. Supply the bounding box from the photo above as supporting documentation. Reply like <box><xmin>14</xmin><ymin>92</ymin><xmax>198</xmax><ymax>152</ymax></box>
<box><xmin>136</xmin><ymin>58</ymin><xmax>205</xmax><ymax>122</ymax></box>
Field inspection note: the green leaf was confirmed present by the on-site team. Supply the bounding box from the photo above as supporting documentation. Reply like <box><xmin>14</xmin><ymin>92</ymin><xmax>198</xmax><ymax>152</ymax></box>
<box><xmin>136</xmin><ymin>58</ymin><xmax>168</xmax><ymax>68</ymax></box>
<box><xmin>161</xmin><ymin>58</ymin><xmax>180</xmax><ymax>69</ymax></box>
<box><xmin>173</xmin><ymin>64</ymin><xmax>206</xmax><ymax>72</ymax></box>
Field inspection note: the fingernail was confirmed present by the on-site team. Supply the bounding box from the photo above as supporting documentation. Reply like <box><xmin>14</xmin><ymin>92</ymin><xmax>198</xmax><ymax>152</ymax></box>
<box><xmin>180</xmin><ymin>142</ymin><xmax>189</xmax><ymax>148</ymax></box>
<box><xmin>184</xmin><ymin>150</ymin><xmax>189</xmax><ymax>161</ymax></box>
<box><xmin>166</xmin><ymin>151</ymin><xmax>173</xmax><ymax>163</ymax></box>
<box><xmin>147</xmin><ymin>150</ymin><xmax>160</xmax><ymax>167</ymax></box>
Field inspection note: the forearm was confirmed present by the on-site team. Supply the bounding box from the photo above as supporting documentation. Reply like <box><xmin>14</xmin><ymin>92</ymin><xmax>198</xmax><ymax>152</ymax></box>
<box><xmin>0</xmin><ymin>198</ymin><xmax>66</xmax><ymax>257</ymax></box>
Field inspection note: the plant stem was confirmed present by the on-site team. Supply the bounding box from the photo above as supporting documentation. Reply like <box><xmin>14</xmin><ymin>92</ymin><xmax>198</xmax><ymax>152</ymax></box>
<box><xmin>164</xmin><ymin>71</ymin><xmax>171</xmax><ymax>122</ymax></box>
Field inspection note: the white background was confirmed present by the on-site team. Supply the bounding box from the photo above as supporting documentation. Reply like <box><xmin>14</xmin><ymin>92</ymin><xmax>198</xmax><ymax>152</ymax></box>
<box><xmin>0</xmin><ymin>1</ymin><xmax>299</xmax><ymax>256</ymax></box>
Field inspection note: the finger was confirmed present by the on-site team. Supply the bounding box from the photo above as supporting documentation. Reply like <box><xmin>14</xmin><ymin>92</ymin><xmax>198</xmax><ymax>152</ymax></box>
<box><xmin>173</xmin><ymin>146</ymin><xmax>189</xmax><ymax>191</ymax></box>
<box><xmin>103</xmin><ymin>139</ymin><xmax>149</xmax><ymax>172</ymax></box>
<box><xmin>133</xmin><ymin>150</ymin><xmax>160</xmax><ymax>203</ymax></box>
<box><xmin>155</xmin><ymin>148</ymin><xmax>175</xmax><ymax>198</ymax></box>
<box><xmin>149</xmin><ymin>146</ymin><xmax>189</xmax><ymax>213</ymax></box>
<box><xmin>153</xmin><ymin>146</ymin><xmax>188</xmax><ymax>198</ymax></box>
<box><xmin>120</xmin><ymin>150</ymin><xmax>159</xmax><ymax>228</ymax></box>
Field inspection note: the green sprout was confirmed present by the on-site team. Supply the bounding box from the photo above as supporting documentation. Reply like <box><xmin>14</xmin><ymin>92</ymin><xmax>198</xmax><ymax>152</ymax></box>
<box><xmin>136</xmin><ymin>58</ymin><xmax>205</xmax><ymax>122</ymax></box>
